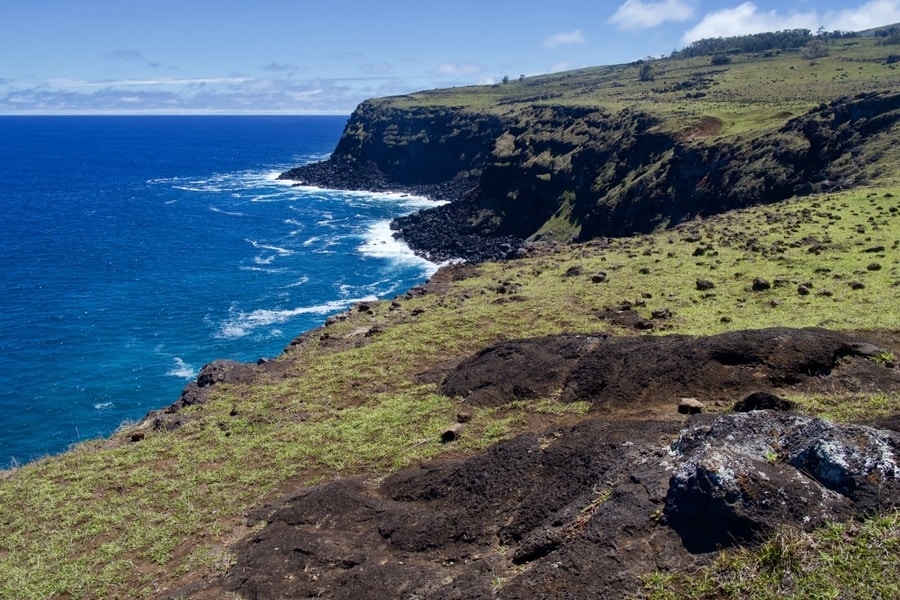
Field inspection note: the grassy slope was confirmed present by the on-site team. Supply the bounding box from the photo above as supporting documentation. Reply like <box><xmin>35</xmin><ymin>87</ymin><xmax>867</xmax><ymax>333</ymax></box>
<box><xmin>393</xmin><ymin>37</ymin><xmax>899</xmax><ymax>130</ymax></box>
<box><xmin>0</xmin><ymin>37</ymin><xmax>899</xmax><ymax>599</ymax></box>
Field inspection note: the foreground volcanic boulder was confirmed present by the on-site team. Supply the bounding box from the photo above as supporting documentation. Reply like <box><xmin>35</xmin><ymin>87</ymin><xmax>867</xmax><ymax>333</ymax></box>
<box><xmin>219</xmin><ymin>413</ymin><xmax>899</xmax><ymax>599</ymax></box>
<box><xmin>665</xmin><ymin>412</ymin><xmax>899</xmax><ymax>553</ymax></box>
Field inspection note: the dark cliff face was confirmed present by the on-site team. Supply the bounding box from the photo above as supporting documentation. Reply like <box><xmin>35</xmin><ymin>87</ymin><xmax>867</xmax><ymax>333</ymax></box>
<box><xmin>331</xmin><ymin>100</ymin><xmax>507</xmax><ymax>185</ymax></box>
<box><xmin>463</xmin><ymin>92</ymin><xmax>900</xmax><ymax>244</ymax></box>
<box><xmin>282</xmin><ymin>91</ymin><xmax>900</xmax><ymax>261</ymax></box>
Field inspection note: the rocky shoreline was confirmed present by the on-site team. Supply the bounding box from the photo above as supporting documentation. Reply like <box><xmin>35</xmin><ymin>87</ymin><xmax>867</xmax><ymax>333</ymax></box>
<box><xmin>278</xmin><ymin>158</ymin><xmax>523</xmax><ymax>263</ymax></box>
<box><xmin>278</xmin><ymin>90</ymin><xmax>900</xmax><ymax>266</ymax></box>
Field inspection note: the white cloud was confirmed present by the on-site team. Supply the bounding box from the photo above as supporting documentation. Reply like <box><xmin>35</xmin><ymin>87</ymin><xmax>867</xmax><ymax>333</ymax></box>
<box><xmin>682</xmin><ymin>2</ymin><xmax>815</xmax><ymax>43</ymax></box>
<box><xmin>0</xmin><ymin>75</ymin><xmax>379</xmax><ymax>115</ymax></box>
<box><xmin>822</xmin><ymin>0</ymin><xmax>900</xmax><ymax>32</ymax></box>
<box><xmin>683</xmin><ymin>1</ymin><xmax>900</xmax><ymax>44</ymax></box>
<box><xmin>609</xmin><ymin>0</ymin><xmax>696</xmax><ymax>31</ymax></box>
<box><xmin>544</xmin><ymin>30</ymin><xmax>586</xmax><ymax>48</ymax></box>
<box><xmin>435</xmin><ymin>62</ymin><xmax>483</xmax><ymax>76</ymax></box>
<box><xmin>46</xmin><ymin>76</ymin><xmax>252</xmax><ymax>88</ymax></box>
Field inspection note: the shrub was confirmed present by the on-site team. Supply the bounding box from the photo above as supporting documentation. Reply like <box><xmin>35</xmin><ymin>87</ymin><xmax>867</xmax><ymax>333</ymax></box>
<box><xmin>802</xmin><ymin>39</ymin><xmax>829</xmax><ymax>59</ymax></box>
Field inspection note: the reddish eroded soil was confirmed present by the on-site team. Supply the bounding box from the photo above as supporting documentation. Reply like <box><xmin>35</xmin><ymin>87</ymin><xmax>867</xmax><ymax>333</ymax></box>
<box><xmin>684</xmin><ymin>115</ymin><xmax>724</xmax><ymax>141</ymax></box>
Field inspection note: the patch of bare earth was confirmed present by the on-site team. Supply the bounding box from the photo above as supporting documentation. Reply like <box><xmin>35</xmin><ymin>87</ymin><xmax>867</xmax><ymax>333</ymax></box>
<box><xmin>683</xmin><ymin>115</ymin><xmax>724</xmax><ymax>141</ymax></box>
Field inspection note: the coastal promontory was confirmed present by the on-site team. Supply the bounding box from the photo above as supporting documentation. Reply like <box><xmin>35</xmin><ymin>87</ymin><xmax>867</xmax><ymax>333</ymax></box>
<box><xmin>2</xmin><ymin>28</ymin><xmax>899</xmax><ymax>599</ymax></box>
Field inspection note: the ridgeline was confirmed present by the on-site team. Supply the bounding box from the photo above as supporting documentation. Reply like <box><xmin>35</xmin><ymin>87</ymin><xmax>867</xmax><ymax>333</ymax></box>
<box><xmin>2</xmin><ymin>29</ymin><xmax>899</xmax><ymax>599</ymax></box>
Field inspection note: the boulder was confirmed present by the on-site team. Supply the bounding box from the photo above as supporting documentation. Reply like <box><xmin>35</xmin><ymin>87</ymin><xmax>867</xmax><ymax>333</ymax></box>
<box><xmin>664</xmin><ymin>412</ymin><xmax>899</xmax><ymax>552</ymax></box>
<box><xmin>752</xmin><ymin>277</ymin><xmax>771</xmax><ymax>291</ymax></box>
<box><xmin>678</xmin><ymin>398</ymin><xmax>704</xmax><ymax>414</ymax></box>
<box><xmin>733</xmin><ymin>391</ymin><xmax>795</xmax><ymax>412</ymax></box>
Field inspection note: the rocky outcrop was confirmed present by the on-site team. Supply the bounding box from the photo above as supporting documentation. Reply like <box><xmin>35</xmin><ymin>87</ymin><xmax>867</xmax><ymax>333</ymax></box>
<box><xmin>192</xmin><ymin>326</ymin><xmax>900</xmax><ymax>599</ymax></box>
<box><xmin>665</xmin><ymin>412</ymin><xmax>899</xmax><ymax>553</ymax></box>
<box><xmin>280</xmin><ymin>92</ymin><xmax>900</xmax><ymax>262</ymax></box>
<box><xmin>143</xmin><ymin>358</ymin><xmax>288</xmax><ymax>432</ymax></box>
<box><xmin>439</xmin><ymin>327</ymin><xmax>900</xmax><ymax>409</ymax></box>
<box><xmin>221</xmin><ymin>412</ymin><xmax>899</xmax><ymax>599</ymax></box>
<box><xmin>278</xmin><ymin>100</ymin><xmax>506</xmax><ymax>202</ymax></box>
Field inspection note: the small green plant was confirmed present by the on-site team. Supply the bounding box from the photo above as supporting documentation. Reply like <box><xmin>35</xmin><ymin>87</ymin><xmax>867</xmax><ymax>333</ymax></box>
<box><xmin>871</xmin><ymin>351</ymin><xmax>896</xmax><ymax>366</ymax></box>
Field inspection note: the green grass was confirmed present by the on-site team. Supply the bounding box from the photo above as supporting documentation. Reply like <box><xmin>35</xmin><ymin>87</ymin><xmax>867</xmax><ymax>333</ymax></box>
<box><xmin>392</xmin><ymin>36</ymin><xmax>900</xmax><ymax>139</ymax></box>
<box><xmin>639</xmin><ymin>510</ymin><xmax>900</xmax><ymax>600</ymax></box>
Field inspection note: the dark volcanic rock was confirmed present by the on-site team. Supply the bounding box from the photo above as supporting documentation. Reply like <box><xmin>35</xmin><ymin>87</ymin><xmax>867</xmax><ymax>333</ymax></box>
<box><xmin>733</xmin><ymin>391</ymin><xmax>796</xmax><ymax>412</ymax></box>
<box><xmin>440</xmin><ymin>334</ymin><xmax>604</xmax><ymax>406</ymax></box>
<box><xmin>563</xmin><ymin>328</ymin><xmax>898</xmax><ymax>408</ymax></box>
<box><xmin>752</xmin><ymin>276</ymin><xmax>772</xmax><ymax>291</ymax></box>
<box><xmin>223</xmin><ymin>419</ymin><xmax>690</xmax><ymax>599</ymax></box>
<box><xmin>145</xmin><ymin>359</ymin><xmax>265</xmax><ymax>432</ymax></box>
<box><xmin>664</xmin><ymin>412</ymin><xmax>899</xmax><ymax>553</ymax></box>
<box><xmin>438</xmin><ymin>327</ymin><xmax>900</xmax><ymax>411</ymax></box>
<box><xmin>221</xmin><ymin>412</ymin><xmax>900</xmax><ymax>598</ymax></box>
<box><xmin>279</xmin><ymin>92</ymin><xmax>900</xmax><ymax>261</ymax></box>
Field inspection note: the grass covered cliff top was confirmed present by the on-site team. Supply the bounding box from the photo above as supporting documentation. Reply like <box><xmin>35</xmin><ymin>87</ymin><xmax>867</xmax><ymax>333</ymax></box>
<box><xmin>1</xmin><ymin>29</ymin><xmax>899</xmax><ymax>599</ymax></box>
<box><xmin>384</xmin><ymin>31</ymin><xmax>900</xmax><ymax>138</ymax></box>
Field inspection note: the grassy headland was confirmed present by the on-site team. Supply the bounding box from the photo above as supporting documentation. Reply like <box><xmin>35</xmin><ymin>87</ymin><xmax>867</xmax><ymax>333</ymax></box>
<box><xmin>0</xmin><ymin>31</ymin><xmax>898</xmax><ymax>599</ymax></box>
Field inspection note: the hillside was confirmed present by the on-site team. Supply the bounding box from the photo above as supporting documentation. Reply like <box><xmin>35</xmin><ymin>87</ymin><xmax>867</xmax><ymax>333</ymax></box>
<box><xmin>283</xmin><ymin>33</ymin><xmax>900</xmax><ymax>261</ymax></box>
<box><xmin>1</xmin><ymin>31</ymin><xmax>899</xmax><ymax>599</ymax></box>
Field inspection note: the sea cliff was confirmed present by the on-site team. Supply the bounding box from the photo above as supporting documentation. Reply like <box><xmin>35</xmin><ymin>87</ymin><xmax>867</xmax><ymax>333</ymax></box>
<box><xmin>282</xmin><ymin>68</ymin><xmax>900</xmax><ymax>262</ymax></box>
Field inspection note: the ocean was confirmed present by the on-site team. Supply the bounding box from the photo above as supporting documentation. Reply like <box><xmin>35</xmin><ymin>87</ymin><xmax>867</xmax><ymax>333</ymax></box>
<box><xmin>0</xmin><ymin>115</ymin><xmax>440</xmax><ymax>467</ymax></box>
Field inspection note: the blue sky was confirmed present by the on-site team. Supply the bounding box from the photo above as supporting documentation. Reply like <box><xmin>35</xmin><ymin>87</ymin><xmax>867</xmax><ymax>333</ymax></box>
<box><xmin>2</xmin><ymin>1</ymin><xmax>898</xmax><ymax>114</ymax></box>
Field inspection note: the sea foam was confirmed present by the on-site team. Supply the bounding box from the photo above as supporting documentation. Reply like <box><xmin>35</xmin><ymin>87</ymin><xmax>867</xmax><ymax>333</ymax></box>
<box><xmin>166</xmin><ymin>357</ymin><xmax>198</xmax><ymax>380</ymax></box>
<box><xmin>359</xmin><ymin>220</ymin><xmax>436</xmax><ymax>272</ymax></box>
<box><xmin>216</xmin><ymin>297</ymin><xmax>378</xmax><ymax>340</ymax></box>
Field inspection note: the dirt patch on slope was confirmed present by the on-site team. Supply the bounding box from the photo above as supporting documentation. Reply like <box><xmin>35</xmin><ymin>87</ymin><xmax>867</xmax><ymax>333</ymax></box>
<box><xmin>441</xmin><ymin>327</ymin><xmax>900</xmax><ymax>411</ymax></box>
<box><xmin>684</xmin><ymin>115</ymin><xmax>724</xmax><ymax>140</ymax></box>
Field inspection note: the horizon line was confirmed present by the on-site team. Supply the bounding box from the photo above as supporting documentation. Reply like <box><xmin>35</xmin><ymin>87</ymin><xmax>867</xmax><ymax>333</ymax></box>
<box><xmin>0</xmin><ymin>110</ymin><xmax>352</xmax><ymax>117</ymax></box>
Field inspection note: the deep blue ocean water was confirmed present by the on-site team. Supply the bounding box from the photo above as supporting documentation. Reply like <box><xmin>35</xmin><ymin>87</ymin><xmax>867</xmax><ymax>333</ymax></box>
<box><xmin>0</xmin><ymin>116</ymin><xmax>440</xmax><ymax>467</ymax></box>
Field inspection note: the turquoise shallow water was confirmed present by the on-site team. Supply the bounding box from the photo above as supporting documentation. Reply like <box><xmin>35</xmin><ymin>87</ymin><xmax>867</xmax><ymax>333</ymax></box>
<box><xmin>0</xmin><ymin>116</ymin><xmax>440</xmax><ymax>466</ymax></box>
